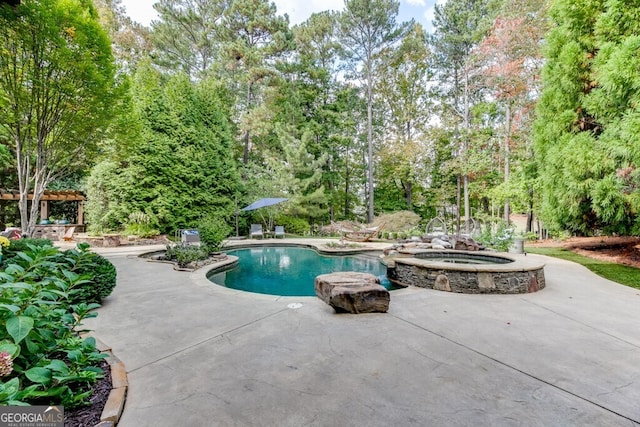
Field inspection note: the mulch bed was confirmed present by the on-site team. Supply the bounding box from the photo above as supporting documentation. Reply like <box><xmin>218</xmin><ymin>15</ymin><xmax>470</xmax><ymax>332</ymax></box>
<box><xmin>529</xmin><ymin>236</ymin><xmax>640</xmax><ymax>269</ymax></box>
<box><xmin>64</xmin><ymin>359</ymin><xmax>112</xmax><ymax>427</ymax></box>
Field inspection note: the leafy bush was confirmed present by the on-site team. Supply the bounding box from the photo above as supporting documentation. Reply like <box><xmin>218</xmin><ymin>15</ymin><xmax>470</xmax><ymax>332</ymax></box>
<box><xmin>124</xmin><ymin>211</ymin><xmax>160</xmax><ymax>238</ymax></box>
<box><xmin>476</xmin><ymin>221</ymin><xmax>515</xmax><ymax>252</ymax></box>
<box><xmin>165</xmin><ymin>244</ymin><xmax>210</xmax><ymax>268</ymax></box>
<box><xmin>373</xmin><ymin>211</ymin><xmax>421</xmax><ymax>233</ymax></box>
<box><xmin>0</xmin><ymin>244</ymin><xmax>106</xmax><ymax>408</ymax></box>
<box><xmin>68</xmin><ymin>252</ymin><xmax>117</xmax><ymax>305</ymax></box>
<box><xmin>198</xmin><ymin>216</ymin><xmax>231</xmax><ymax>253</ymax></box>
<box><xmin>275</xmin><ymin>216</ymin><xmax>310</xmax><ymax>236</ymax></box>
<box><xmin>2</xmin><ymin>238</ymin><xmax>53</xmax><ymax>261</ymax></box>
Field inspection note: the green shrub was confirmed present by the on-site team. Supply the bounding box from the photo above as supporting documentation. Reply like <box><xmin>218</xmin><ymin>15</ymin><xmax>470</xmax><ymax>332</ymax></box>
<box><xmin>476</xmin><ymin>221</ymin><xmax>515</xmax><ymax>252</ymax></box>
<box><xmin>1</xmin><ymin>238</ymin><xmax>53</xmax><ymax>269</ymax></box>
<box><xmin>68</xmin><ymin>252</ymin><xmax>117</xmax><ymax>305</ymax></box>
<box><xmin>198</xmin><ymin>216</ymin><xmax>231</xmax><ymax>253</ymax></box>
<box><xmin>165</xmin><ymin>244</ymin><xmax>210</xmax><ymax>267</ymax></box>
<box><xmin>275</xmin><ymin>216</ymin><xmax>310</xmax><ymax>236</ymax></box>
<box><xmin>3</xmin><ymin>237</ymin><xmax>52</xmax><ymax>254</ymax></box>
<box><xmin>0</xmin><ymin>244</ymin><xmax>106</xmax><ymax>408</ymax></box>
<box><xmin>124</xmin><ymin>211</ymin><xmax>160</xmax><ymax>238</ymax></box>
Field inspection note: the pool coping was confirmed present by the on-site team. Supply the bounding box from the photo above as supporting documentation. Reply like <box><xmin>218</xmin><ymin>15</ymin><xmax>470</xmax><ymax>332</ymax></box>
<box><xmin>389</xmin><ymin>249</ymin><xmax>545</xmax><ymax>273</ymax></box>
<box><xmin>222</xmin><ymin>240</ymin><xmax>387</xmax><ymax>256</ymax></box>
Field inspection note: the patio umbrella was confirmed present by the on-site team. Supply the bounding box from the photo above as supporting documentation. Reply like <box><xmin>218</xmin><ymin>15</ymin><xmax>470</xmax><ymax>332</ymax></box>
<box><xmin>240</xmin><ymin>198</ymin><xmax>289</xmax><ymax>236</ymax></box>
<box><xmin>241</xmin><ymin>198</ymin><xmax>288</xmax><ymax>211</ymax></box>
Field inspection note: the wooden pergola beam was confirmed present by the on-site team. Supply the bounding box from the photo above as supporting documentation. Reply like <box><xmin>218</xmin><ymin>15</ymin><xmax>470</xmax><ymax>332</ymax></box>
<box><xmin>0</xmin><ymin>189</ymin><xmax>86</xmax><ymax>225</ymax></box>
<box><xmin>0</xmin><ymin>189</ymin><xmax>86</xmax><ymax>201</ymax></box>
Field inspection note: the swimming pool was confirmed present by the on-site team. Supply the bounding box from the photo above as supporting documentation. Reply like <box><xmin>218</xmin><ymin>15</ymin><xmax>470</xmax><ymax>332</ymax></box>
<box><xmin>208</xmin><ymin>246</ymin><xmax>389</xmax><ymax>296</ymax></box>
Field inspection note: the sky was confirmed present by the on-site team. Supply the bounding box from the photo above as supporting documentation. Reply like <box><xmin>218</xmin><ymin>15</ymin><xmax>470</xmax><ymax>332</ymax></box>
<box><xmin>120</xmin><ymin>0</ymin><xmax>445</xmax><ymax>31</ymax></box>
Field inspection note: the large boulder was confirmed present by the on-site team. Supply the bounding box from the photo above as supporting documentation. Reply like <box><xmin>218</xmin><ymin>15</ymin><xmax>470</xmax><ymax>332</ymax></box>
<box><xmin>452</xmin><ymin>236</ymin><xmax>482</xmax><ymax>251</ymax></box>
<box><xmin>431</xmin><ymin>238</ymin><xmax>452</xmax><ymax>249</ymax></box>
<box><xmin>315</xmin><ymin>272</ymin><xmax>390</xmax><ymax>314</ymax></box>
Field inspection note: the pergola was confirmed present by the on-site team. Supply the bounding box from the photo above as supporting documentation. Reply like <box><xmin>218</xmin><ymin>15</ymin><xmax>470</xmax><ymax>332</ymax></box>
<box><xmin>0</xmin><ymin>189</ymin><xmax>85</xmax><ymax>224</ymax></box>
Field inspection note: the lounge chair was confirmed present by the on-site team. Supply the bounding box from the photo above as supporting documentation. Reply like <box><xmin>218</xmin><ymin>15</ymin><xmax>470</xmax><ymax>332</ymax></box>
<box><xmin>0</xmin><ymin>227</ymin><xmax>21</xmax><ymax>239</ymax></box>
<box><xmin>62</xmin><ymin>226</ymin><xmax>75</xmax><ymax>242</ymax></box>
<box><xmin>274</xmin><ymin>225</ymin><xmax>285</xmax><ymax>238</ymax></box>
<box><xmin>250</xmin><ymin>224</ymin><xmax>264</xmax><ymax>239</ymax></box>
<box><xmin>332</xmin><ymin>221</ymin><xmax>385</xmax><ymax>242</ymax></box>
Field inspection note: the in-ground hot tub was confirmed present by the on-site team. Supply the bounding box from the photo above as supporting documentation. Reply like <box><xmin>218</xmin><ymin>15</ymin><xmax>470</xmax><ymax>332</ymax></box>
<box><xmin>387</xmin><ymin>250</ymin><xmax>545</xmax><ymax>294</ymax></box>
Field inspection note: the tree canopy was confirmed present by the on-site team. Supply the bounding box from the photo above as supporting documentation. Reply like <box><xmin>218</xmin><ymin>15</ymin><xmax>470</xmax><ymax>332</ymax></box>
<box><xmin>0</xmin><ymin>0</ymin><xmax>118</xmax><ymax>236</ymax></box>
<box><xmin>3</xmin><ymin>0</ymin><xmax>639</xmax><ymax>239</ymax></box>
<box><xmin>85</xmin><ymin>62</ymin><xmax>241</xmax><ymax>234</ymax></box>
<box><xmin>534</xmin><ymin>0</ymin><xmax>640</xmax><ymax>235</ymax></box>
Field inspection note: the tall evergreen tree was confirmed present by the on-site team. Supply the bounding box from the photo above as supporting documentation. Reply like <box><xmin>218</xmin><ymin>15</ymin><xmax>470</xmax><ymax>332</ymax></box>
<box><xmin>151</xmin><ymin>0</ymin><xmax>227</xmax><ymax>80</ymax></box>
<box><xmin>430</xmin><ymin>0</ymin><xmax>497</xmax><ymax>232</ymax></box>
<box><xmin>535</xmin><ymin>0</ymin><xmax>640</xmax><ymax>235</ymax></box>
<box><xmin>285</xmin><ymin>11</ymin><xmax>361</xmax><ymax>221</ymax></box>
<box><xmin>266</xmin><ymin>125</ymin><xmax>329</xmax><ymax>222</ymax></box>
<box><xmin>220</xmin><ymin>0</ymin><xmax>291</xmax><ymax>165</ymax></box>
<box><xmin>86</xmin><ymin>63</ymin><xmax>241</xmax><ymax>234</ymax></box>
<box><xmin>339</xmin><ymin>0</ymin><xmax>408</xmax><ymax>223</ymax></box>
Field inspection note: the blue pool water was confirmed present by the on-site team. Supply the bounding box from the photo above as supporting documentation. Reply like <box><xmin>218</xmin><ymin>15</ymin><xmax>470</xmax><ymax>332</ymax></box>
<box><xmin>208</xmin><ymin>246</ymin><xmax>389</xmax><ymax>296</ymax></box>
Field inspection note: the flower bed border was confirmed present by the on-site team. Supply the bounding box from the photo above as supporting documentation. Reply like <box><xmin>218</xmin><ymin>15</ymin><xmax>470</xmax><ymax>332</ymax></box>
<box><xmin>91</xmin><ymin>337</ymin><xmax>128</xmax><ymax>426</ymax></box>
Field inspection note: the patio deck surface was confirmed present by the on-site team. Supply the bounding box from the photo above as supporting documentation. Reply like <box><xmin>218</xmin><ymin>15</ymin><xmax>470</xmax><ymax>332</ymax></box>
<box><xmin>85</xmin><ymin>239</ymin><xmax>640</xmax><ymax>427</ymax></box>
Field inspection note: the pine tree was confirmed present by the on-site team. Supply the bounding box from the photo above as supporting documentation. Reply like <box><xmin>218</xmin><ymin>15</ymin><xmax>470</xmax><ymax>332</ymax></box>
<box><xmin>534</xmin><ymin>0</ymin><xmax>640</xmax><ymax>234</ymax></box>
<box><xmin>339</xmin><ymin>0</ymin><xmax>409</xmax><ymax>223</ymax></box>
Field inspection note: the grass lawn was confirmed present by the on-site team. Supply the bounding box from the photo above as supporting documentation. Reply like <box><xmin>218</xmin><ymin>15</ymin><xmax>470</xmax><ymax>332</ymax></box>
<box><xmin>526</xmin><ymin>247</ymin><xmax>640</xmax><ymax>290</ymax></box>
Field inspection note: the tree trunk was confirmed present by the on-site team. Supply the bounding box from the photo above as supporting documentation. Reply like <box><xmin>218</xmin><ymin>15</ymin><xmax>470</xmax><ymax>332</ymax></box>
<box><xmin>527</xmin><ymin>186</ymin><xmax>534</xmax><ymax>233</ymax></box>
<box><xmin>344</xmin><ymin>147</ymin><xmax>350</xmax><ymax>218</ymax></box>
<box><xmin>405</xmin><ymin>180</ymin><xmax>412</xmax><ymax>210</ymax></box>
<box><xmin>463</xmin><ymin>68</ymin><xmax>470</xmax><ymax>234</ymax></box>
<box><xmin>456</xmin><ymin>175</ymin><xmax>461</xmax><ymax>235</ymax></box>
<box><xmin>242</xmin><ymin>82</ymin><xmax>253</xmax><ymax>165</ymax></box>
<box><xmin>504</xmin><ymin>101</ymin><xmax>511</xmax><ymax>224</ymax></box>
<box><xmin>366</xmin><ymin>73</ymin><xmax>374</xmax><ymax>224</ymax></box>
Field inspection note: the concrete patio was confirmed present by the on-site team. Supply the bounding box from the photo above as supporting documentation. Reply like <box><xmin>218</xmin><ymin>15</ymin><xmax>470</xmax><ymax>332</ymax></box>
<box><xmin>86</xmin><ymin>240</ymin><xmax>640</xmax><ymax>426</ymax></box>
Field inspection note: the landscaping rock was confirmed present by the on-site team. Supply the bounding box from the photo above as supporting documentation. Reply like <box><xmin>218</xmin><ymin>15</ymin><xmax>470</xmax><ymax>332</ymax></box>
<box><xmin>434</xmin><ymin>274</ymin><xmax>451</xmax><ymax>292</ymax></box>
<box><xmin>431</xmin><ymin>238</ymin><xmax>452</xmax><ymax>249</ymax></box>
<box><xmin>453</xmin><ymin>236</ymin><xmax>482</xmax><ymax>251</ymax></box>
<box><xmin>315</xmin><ymin>272</ymin><xmax>390</xmax><ymax>314</ymax></box>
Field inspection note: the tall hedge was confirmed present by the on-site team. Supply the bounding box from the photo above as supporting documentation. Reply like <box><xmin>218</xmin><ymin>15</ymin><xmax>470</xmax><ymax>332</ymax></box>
<box><xmin>534</xmin><ymin>0</ymin><xmax>640</xmax><ymax>235</ymax></box>
<box><xmin>85</xmin><ymin>62</ymin><xmax>241</xmax><ymax>234</ymax></box>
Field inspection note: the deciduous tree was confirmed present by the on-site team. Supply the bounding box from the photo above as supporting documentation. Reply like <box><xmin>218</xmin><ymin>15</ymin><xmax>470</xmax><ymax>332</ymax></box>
<box><xmin>0</xmin><ymin>0</ymin><xmax>117</xmax><ymax>236</ymax></box>
<box><xmin>375</xmin><ymin>24</ymin><xmax>432</xmax><ymax>211</ymax></box>
<box><xmin>477</xmin><ymin>0</ymin><xmax>548</xmax><ymax>226</ymax></box>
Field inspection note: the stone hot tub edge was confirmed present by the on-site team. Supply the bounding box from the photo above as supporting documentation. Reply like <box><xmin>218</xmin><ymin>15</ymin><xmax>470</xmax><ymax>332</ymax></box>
<box><xmin>386</xmin><ymin>250</ymin><xmax>545</xmax><ymax>294</ymax></box>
